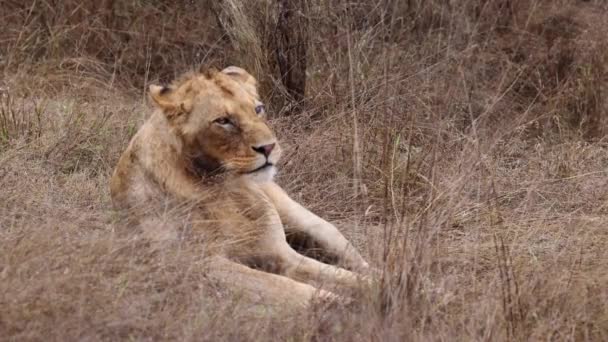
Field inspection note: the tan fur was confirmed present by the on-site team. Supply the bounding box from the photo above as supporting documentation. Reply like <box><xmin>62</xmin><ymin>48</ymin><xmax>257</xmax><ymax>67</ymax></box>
<box><xmin>110</xmin><ymin>66</ymin><xmax>371</xmax><ymax>307</ymax></box>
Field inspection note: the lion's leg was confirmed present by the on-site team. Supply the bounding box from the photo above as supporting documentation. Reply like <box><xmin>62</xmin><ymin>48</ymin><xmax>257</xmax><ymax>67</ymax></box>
<box><xmin>248</xmin><ymin>201</ymin><xmax>371</xmax><ymax>291</ymax></box>
<box><xmin>204</xmin><ymin>256</ymin><xmax>337</xmax><ymax>308</ymax></box>
<box><xmin>221</xmin><ymin>192</ymin><xmax>371</xmax><ymax>292</ymax></box>
<box><xmin>265</xmin><ymin>238</ymin><xmax>369</xmax><ymax>290</ymax></box>
<box><xmin>260</xmin><ymin>182</ymin><xmax>370</xmax><ymax>271</ymax></box>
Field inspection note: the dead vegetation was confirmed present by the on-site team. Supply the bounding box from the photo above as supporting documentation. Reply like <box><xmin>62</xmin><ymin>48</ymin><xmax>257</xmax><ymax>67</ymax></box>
<box><xmin>1</xmin><ymin>0</ymin><xmax>607</xmax><ymax>340</ymax></box>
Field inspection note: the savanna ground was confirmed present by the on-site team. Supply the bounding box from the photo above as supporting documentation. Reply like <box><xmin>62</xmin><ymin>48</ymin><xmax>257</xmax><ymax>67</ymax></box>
<box><xmin>1</xmin><ymin>0</ymin><xmax>608</xmax><ymax>340</ymax></box>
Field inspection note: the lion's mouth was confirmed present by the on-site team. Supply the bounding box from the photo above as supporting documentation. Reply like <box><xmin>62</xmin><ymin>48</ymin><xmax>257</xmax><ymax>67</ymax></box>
<box><xmin>247</xmin><ymin>162</ymin><xmax>273</xmax><ymax>173</ymax></box>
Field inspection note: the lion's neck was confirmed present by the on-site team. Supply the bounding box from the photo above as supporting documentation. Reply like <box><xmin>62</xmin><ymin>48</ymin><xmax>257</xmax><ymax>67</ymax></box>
<box><xmin>189</xmin><ymin>154</ymin><xmax>223</xmax><ymax>178</ymax></box>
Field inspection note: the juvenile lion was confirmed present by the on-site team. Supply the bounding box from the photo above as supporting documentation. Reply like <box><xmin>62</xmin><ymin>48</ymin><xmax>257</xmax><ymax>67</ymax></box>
<box><xmin>110</xmin><ymin>66</ymin><xmax>371</xmax><ymax>306</ymax></box>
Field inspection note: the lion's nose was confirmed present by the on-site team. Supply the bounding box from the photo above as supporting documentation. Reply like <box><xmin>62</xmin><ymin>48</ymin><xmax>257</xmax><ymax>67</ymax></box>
<box><xmin>252</xmin><ymin>143</ymin><xmax>275</xmax><ymax>158</ymax></box>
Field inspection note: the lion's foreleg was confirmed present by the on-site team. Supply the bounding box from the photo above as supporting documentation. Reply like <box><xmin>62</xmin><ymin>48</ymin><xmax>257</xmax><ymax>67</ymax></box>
<box><xmin>204</xmin><ymin>256</ymin><xmax>336</xmax><ymax>308</ymax></box>
<box><xmin>260</xmin><ymin>182</ymin><xmax>370</xmax><ymax>272</ymax></box>
<box><xmin>275</xmin><ymin>244</ymin><xmax>371</xmax><ymax>290</ymax></box>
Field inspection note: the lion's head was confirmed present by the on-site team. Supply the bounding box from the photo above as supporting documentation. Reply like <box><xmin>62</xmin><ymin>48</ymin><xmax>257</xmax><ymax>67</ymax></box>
<box><xmin>149</xmin><ymin>66</ymin><xmax>281</xmax><ymax>180</ymax></box>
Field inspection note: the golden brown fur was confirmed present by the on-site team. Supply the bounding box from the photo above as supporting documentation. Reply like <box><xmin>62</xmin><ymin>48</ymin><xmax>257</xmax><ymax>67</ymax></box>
<box><xmin>110</xmin><ymin>66</ymin><xmax>371</xmax><ymax>307</ymax></box>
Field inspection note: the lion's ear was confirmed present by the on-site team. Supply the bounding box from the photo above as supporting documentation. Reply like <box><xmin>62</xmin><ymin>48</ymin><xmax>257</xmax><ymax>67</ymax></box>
<box><xmin>221</xmin><ymin>66</ymin><xmax>259</xmax><ymax>97</ymax></box>
<box><xmin>149</xmin><ymin>84</ymin><xmax>191</xmax><ymax>119</ymax></box>
<box><xmin>149</xmin><ymin>84</ymin><xmax>173</xmax><ymax>109</ymax></box>
<box><xmin>221</xmin><ymin>66</ymin><xmax>254</xmax><ymax>84</ymax></box>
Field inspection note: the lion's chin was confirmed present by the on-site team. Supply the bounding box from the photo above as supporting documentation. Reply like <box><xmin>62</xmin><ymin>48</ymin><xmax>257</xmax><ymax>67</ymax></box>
<box><xmin>243</xmin><ymin>164</ymin><xmax>277</xmax><ymax>182</ymax></box>
<box><xmin>246</xmin><ymin>162</ymin><xmax>274</xmax><ymax>173</ymax></box>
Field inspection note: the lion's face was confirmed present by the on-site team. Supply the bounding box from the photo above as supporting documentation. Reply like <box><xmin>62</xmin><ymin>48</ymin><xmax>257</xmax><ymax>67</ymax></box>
<box><xmin>149</xmin><ymin>66</ymin><xmax>281</xmax><ymax>180</ymax></box>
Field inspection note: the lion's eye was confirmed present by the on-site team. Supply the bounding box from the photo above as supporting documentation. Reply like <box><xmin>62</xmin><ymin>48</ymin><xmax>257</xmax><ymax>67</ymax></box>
<box><xmin>213</xmin><ymin>117</ymin><xmax>233</xmax><ymax>126</ymax></box>
<box><xmin>255</xmin><ymin>104</ymin><xmax>265</xmax><ymax>115</ymax></box>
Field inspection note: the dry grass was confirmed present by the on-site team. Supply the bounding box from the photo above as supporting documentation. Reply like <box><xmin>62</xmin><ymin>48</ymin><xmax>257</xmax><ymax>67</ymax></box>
<box><xmin>1</xmin><ymin>0</ymin><xmax>608</xmax><ymax>340</ymax></box>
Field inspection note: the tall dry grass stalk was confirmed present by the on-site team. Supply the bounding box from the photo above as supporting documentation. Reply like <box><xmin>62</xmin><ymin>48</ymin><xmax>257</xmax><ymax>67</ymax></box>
<box><xmin>1</xmin><ymin>0</ymin><xmax>607</xmax><ymax>340</ymax></box>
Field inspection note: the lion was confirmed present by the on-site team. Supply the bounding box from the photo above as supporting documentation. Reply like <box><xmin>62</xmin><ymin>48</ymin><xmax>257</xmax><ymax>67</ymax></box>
<box><xmin>110</xmin><ymin>66</ymin><xmax>371</xmax><ymax>307</ymax></box>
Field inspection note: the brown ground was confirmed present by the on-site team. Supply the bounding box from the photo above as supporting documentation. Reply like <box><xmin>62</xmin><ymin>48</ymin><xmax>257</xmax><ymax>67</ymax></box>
<box><xmin>1</xmin><ymin>1</ymin><xmax>607</xmax><ymax>341</ymax></box>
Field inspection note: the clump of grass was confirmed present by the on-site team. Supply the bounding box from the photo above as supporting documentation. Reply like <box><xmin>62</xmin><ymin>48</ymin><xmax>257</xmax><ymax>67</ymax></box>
<box><xmin>0</xmin><ymin>91</ymin><xmax>44</xmax><ymax>148</ymax></box>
